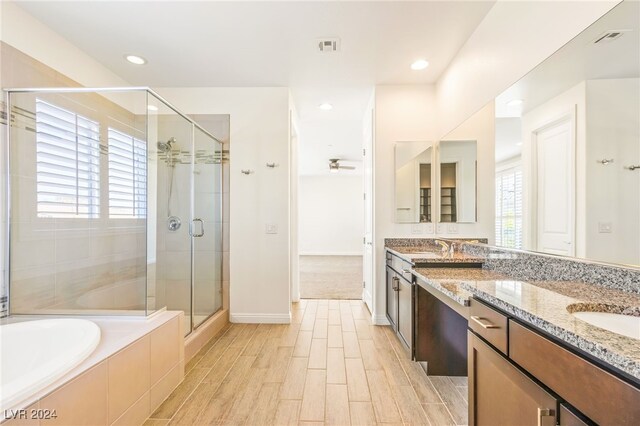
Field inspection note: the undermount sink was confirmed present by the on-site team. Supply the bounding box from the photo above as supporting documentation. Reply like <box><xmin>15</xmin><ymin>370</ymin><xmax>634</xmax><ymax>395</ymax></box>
<box><xmin>571</xmin><ymin>311</ymin><xmax>640</xmax><ymax>339</ymax></box>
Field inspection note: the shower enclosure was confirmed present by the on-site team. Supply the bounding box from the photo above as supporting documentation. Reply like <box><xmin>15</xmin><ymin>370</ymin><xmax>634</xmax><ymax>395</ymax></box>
<box><xmin>5</xmin><ymin>87</ymin><xmax>224</xmax><ymax>335</ymax></box>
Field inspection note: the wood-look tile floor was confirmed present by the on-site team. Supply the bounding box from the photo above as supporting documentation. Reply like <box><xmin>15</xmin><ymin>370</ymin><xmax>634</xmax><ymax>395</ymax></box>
<box><xmin>145</xmin><ymin>300</ymin><xmax>468</xmax><ymax>426</ymax></box>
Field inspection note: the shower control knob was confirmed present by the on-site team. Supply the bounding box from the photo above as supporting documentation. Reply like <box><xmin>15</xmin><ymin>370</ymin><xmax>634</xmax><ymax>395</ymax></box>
<box><xmin>167</xmin><ymin>216</ymin><xmax>181</xmax><ymax>231</ymax></box>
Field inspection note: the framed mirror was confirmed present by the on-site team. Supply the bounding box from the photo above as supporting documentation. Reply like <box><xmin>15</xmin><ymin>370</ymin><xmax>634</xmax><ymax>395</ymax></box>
<box><xmin>394</xmin><ymin>142</ymin><xmax>434</xmax><ymax>223</ymax></box>
<box><xmin>438</xmin><ymin>140</ymin><xmax>478</xmax><ymax>223</ymax></box>
<box><xmin>493</xmin><ymin>0</ymin><xmax>639</xmax><ymax>266</ymax></box>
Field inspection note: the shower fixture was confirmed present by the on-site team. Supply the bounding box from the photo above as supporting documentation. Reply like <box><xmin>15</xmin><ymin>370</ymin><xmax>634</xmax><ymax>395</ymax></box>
<box><xmin>157</xmin><ymin>137</ymin><xmax>176</xmax><ymax>153</ymax></box>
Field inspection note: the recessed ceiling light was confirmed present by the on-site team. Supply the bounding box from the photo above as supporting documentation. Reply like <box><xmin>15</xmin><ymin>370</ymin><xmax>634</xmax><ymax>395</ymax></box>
<box><xmin>319</xmin><ymin>103</ymin><xmax>333</xmax><ymax>111</ymax></box>
<box><xmin>125</xmin><ymin>54</ymin><xmax>147</xmax><ymax>65</ymax></box>
<box><xmin>411</xmin><ymin>59</ymin><xmax>429</xmax><ymax>71</ymax></box>
<box><xmin>147</xmin><ymin>105</ymin><xmax>158</xmax><ymax>111</ymax></box>
<box><xmin>507</xmin><ymin>99</ymin><xmax>524</xmax><ymax>107</ymax></box>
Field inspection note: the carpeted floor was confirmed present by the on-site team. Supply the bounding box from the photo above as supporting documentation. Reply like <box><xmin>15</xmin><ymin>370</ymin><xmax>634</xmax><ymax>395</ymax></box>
<box><xmin>299</xmin><ymin>255</ymin><xmax>363</xmax><ymax>299</ymax></box>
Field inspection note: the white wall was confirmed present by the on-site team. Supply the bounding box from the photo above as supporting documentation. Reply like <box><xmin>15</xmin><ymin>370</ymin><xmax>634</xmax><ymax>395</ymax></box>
<box><xmin>155</xmin><ymin>87</ymin><xmax>291</xmax><ymax>324</ymax></box>
<box><xmin>373</xmin><ymin>85</ymin><xmax>438</xmax><ymax>323</ymax></box>
<box><xmin>0</xmin><ymin>1</ymin><xmax>130</xmax><ymax>87</ymax></box>
<box><xmin>585</xmin><ymin>78</ymin><xmax>639</xmax><ymax>265</ymax></box>
<box><xmin>298</xmin><ymin>175</ymin><xmax>363</xmax><ymax>256</ymax></box>
<box><xmin>521</xmin><ymin>82</ymin><xmax>586</xmax><ymax>256</ymax></box>
<box><xmin>436</xmin><ymin>0</ymin><xmax>618</xmax><ymax>139</ymax></box>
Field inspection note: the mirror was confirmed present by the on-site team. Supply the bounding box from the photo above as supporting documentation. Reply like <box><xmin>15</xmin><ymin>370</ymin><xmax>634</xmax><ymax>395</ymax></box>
<box><xmin>394</xmin><ymin>142</ymin><xmax>433</xmax><ymax>223</ymax></box>
<box><xmin>493</xmin><ymin>0</ymin><xmax>640</xmax><ymax>266</ymax></box>
<box><xmin>438</xmin><ymin>140</ymin><xmax>478</xmax><ymax>223</ymax></box>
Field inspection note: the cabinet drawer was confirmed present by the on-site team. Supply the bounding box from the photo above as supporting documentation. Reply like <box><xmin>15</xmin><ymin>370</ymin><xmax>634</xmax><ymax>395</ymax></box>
<box><xmin>469</xmin><ymin>298</ymin><xmax>508</xmax><ymax>354</ymax></box>
<box><xmin>389</xmin><ymin>254</ymin><xmax>413</xmax><ymax>281</ymax></box>
<box><xmin>509</xmin><ymin>320</ymin><xmax>640</xmax><ymax>426</ymax></box>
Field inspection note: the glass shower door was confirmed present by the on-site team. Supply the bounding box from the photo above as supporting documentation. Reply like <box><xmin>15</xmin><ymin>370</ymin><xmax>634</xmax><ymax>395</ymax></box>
<box><xmin>191</xmin><ymin>127</ymin><xmax>223</xmax><ymax>329</ymax></box>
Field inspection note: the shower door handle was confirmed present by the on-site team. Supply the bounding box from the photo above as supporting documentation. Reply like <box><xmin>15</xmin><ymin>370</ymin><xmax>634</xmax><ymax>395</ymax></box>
<box><xmin>190</xmin><ymin>218</ymin><xmax>205</xmax><ymax>237</ymax></box>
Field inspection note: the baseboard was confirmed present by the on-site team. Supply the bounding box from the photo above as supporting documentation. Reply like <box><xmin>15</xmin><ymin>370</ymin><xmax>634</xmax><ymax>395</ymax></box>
<box><xmin>299</xmin><ymin>252</ymin><xmax>363</xmax><ymax>256</ymax></box>
<box><xmin>373</xmin><ymin>313</ymin><xmax>390</xmax><ymax>326</ymax></box>
<box><xmin>230</xmin><ymin>312</ymin><xmax>292</xmax><ymax>324</ymax></box>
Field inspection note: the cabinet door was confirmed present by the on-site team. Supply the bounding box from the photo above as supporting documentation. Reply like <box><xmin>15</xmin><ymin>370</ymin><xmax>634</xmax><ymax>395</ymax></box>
<box><xmin>386</xmin><ymin>267</ymin><xmax>398</xmax><ymax>331</ymax></box>
<box><xmin>397</xmin><ymin>277</ymin><xmax>413</xmax><ymax>352</ymax></box>
<box><xmin>469</xmin><ymin>332</ymin><xmax>558</xmax><ymax>426</ymax></box>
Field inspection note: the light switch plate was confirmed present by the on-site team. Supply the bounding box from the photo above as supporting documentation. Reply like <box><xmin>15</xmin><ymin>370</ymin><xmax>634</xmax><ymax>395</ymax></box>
<box><xmin>436</xmin><ymin>223</ymin><xmax>444</xmax><ymax>234</ymax></box>
<box><xmin>448</xmin><ymin>223</ymin><xmax>458</xmax><ymax>234</ymax></box>
<box><xmin>411</xmin><ymin>224</ymin><xmax>423</xmax><ymax>234</ymax></box>
<box><xmin>425</xmin><ymin>223</ymin><xmax>434</xmax><ymax>234</ymax></box>
<box><xmin>598</xmin><ymin>222</ymin><xmax>612</xmax><ymax>233</ymax></box>
<box><xmin>265</xmin><ymin>223</ymin><xmax>278</xmax><ymax>234</ymax></box>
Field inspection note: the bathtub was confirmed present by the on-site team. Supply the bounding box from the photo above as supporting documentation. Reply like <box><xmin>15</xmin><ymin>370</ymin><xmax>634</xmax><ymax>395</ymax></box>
<box><xmin>0</xmin><ymin>319</ymin><xmax>101</xmax><ymax>412</ymax></box>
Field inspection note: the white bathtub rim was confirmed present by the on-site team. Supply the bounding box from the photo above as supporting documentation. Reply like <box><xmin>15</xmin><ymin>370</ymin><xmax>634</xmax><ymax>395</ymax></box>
<box><xmin>0</xmin><ymin>319</ymin><xmax>101</xmax><ymax>412</ymax></box>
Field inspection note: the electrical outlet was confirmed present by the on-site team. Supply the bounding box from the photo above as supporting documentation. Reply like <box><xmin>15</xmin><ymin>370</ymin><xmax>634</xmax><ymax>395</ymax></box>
<box><xmin>265</xmin><ymin>223</ymin><xmax>278</xmax><ymax>234</ymax></box>
<box><xmin>448</xmin><ymin>223</ymin><xmax>458</xmax><ymax>234</ymax></box>
<box><xmin>425</xmin><ymin>223</ymin><xmax>434</xmax><ymax>234</ymax></box>
<box><xmin>598</xmin><ymin>222</ymin><xmax>612</xmax><ymax>233</ymax></box>
<box><xmin>411</xmin><ymin>224</ymin><xmax>423</xmax><ymax>234</ymax></box>
<box><xmin>436</xmin><ymin>223</ymin><xmax>444</xmax><ymax>234</ymax></box>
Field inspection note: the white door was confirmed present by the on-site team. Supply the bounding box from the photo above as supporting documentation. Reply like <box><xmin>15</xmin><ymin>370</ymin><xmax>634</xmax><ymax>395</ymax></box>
<box><xmin>362</xmin><ymin>109</ymin><xmax>374</xmax><ymax>310</ymax></box>
<box><xmin>534</xmin><ymin>116</ymin><xmax>575</xmax><ymax>256</ymax></box>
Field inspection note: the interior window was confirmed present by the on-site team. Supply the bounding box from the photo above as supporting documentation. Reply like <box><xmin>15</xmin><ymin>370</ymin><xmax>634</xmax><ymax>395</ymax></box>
<box><xmin>495</xmin><ymin>166</ymin><xmax>523</xmax><ymax>249</ymax></box>
<box><xmin>35</xmin><ymin>99</ymin><xmax>101</xmax><ymax>218</ymax></box>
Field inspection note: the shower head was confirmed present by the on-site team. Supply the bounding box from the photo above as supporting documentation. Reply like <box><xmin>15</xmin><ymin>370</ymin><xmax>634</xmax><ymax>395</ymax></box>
<box><xmin>158</xmin><ymin>137</ymin><xmax>176</xmax><ymax>153</ymax></box>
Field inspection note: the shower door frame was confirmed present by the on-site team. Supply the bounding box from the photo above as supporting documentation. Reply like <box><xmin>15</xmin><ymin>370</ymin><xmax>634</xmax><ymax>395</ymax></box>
<box><xmin>4</xmin><ymin>87</ymin><xmax>223</xmax><ymax>332</ymax></box>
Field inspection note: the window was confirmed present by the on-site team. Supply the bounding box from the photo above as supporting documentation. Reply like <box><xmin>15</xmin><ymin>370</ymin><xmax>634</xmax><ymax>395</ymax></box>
<box><xmin>35</xmin><ymin>99</ymin><xmax>100</xmax><ymax>218</ymax></box>
<box><xmin>495</xmin><ymin>166</ymin><xmax>523</xmax><ymax>249</ymax></box>
<box><xmin>108</xmin><ymin>128</ymin><xmax>147</xmax><ymax>218</ymax></box>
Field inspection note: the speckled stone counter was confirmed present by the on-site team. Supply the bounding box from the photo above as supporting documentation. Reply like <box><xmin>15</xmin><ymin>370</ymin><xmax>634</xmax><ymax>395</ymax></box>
<box><xmin>386</xmin><ymin>246</ymin><xmax>484</xmax><ymax>265</ymax></box>
<box><xmin>462</xmin><ymin>278</ymin><xmax>640</xmax><ymax>381</ymax></box>
<box><xmin>412</xmin><ymin>268</ymin><xmax>509</xmax><ymax>306</ymax></box>
<box><xmin>385</xmin><ymin>238</ymin><xmax>640</xmax><ymax>381</ymax></box>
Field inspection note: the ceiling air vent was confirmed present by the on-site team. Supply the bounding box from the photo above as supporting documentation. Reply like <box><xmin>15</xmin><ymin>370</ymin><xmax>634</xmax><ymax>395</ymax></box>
<box><xmin>593</xmin><ymin>30</ymin><xmax>629</xmax><ymax>44</ymax></box>
<box><xmin>317</xmin><ymin>38</ymin><xmax>340</xmax><ymax>53</ymax></box>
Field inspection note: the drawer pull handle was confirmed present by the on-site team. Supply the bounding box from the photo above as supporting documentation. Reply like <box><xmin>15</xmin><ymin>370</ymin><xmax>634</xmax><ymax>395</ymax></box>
<box><xmin>470</xmin><ymin>316</ymin><xmax>499</xmax><ymax>329</ymax></box>
<box><xmin>401</xmin><ymin>269</ymin><xmax>412</xmax><ymax>274</ymax></box>
<box><xmin>537</xmin><ymin>408</ymin><xmax>555</xmax><ymax>426</ymax></box>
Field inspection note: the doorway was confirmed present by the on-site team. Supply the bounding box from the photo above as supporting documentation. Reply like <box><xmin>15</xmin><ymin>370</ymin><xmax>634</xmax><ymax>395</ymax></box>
<box><xmin>532</xmin><ymin>113</ymin><xmax>576</xmax><ymax>256</ymax></box>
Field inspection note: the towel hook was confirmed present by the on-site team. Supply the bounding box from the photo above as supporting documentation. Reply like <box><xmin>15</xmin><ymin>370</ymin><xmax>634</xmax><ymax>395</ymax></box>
<box><xmin>598</xmin><ymin>159</ymin><xmax>614</xmax><ymax>165</ymax></box>
<box><xmin>240</xmin><ymin>169</ymin><xmax>254</xmax><ymax>175</ymax></box>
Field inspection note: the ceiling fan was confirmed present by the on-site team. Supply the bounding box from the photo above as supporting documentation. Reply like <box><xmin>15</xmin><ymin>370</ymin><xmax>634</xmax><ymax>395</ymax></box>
<box><xmin>329</xmin><ymin>158</ymin><xmax>356</xmax><ymax>172</ymax></box>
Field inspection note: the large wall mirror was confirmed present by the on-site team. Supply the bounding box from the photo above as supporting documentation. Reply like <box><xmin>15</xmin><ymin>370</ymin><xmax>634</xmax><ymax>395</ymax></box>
<box><xmin>394</xmin><ymin>142</ymin><xmax>433</xmax><ymax>223</ymax></box>
<box><xmin>493</xmin><ymin>0</ymin><xmax>639</xmax><ymax>266</ymax></box>
<box><xmin>438</xmin><ymin>140</ymin><xmax>477</xmax><ymax>223</ymax></box>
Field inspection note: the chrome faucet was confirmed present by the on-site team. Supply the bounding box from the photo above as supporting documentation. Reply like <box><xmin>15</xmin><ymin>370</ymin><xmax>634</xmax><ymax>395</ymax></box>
<box><xmin>435</xmin><ymin>239</ymin><xmax>455</xmax><ymax>256</ymax></box>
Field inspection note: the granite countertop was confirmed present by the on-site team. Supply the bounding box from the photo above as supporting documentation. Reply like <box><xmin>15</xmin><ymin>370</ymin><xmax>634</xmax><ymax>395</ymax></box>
<box><xmin>386</xmin><ymin>246</ymin><xmax>484</xmax><ymax>264</ymax></box>
<box><xmin>411</xmin><ymin>267</ymin><xmax>640</xmax><ymax>381</ymax></box>
<box><xmin>412</xmin><ymin>267</ymin><xmax>509</xmax><ymax>306</ymax></box>
<box><xmin>461</xmin><ymin>278</ymin><xmax>640</xmax><ymax>381</ymax></box>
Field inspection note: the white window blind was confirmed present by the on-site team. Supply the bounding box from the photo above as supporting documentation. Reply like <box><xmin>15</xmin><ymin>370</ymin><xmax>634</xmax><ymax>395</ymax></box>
<box><xmin>495</xmin><ymin>167</ymin><xmax>523</xmax><ymax>249</ymax></box>
<box><xmin>35</xmin><ymin>99</ymin><xmax>101</xmax><ymax>218</ymax></box>
<box><xmin>108</xmin><ymin>128</ymin><xmax>147</xmax><ymax>218</ymax></box>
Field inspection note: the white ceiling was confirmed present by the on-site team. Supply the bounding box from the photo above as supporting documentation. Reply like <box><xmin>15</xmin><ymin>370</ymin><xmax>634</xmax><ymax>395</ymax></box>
<box><xmin>496</xmin><ymin>0</ymin><xmax>640</xmax><ymax>119</ymax></box>
<box><xmin>17</xmin><ymin>1</ymin><xmax>496</xmax><ymax>175</ymax></box>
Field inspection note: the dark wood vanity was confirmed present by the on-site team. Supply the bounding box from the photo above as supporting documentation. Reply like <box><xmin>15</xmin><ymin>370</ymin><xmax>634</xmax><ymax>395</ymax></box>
<box><xmin>468</xmin><ymin>297</ymin><xmax>640</xmax><ymax>426</ymax></box>
<box><xmin>385</xmin><ymin>248</ymin><xmax>473</xmax><ymax>376</ymax></box>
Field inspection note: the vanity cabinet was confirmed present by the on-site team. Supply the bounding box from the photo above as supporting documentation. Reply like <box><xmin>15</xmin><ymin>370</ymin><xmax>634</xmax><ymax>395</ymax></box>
<box><xmin>468</xmin><ymin>297</ymin><xmax>640</xmax><ymax>426</ymax></box>
<box><xmin>468</xmin><ymin>332</ymin><xmax>558</xmax><ymax>426</ymax></box>
<box><xmin>385</xmin><ymin>252</ymin><xmax>414</xmax><ymax>354</ymax></box>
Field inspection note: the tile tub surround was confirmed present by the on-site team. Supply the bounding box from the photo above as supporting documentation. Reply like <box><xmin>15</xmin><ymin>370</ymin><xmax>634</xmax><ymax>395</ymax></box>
<box><xmin>1</xmin><ymin>311</ymin><xmax>185</xmax><ymax>425</ymax></box>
